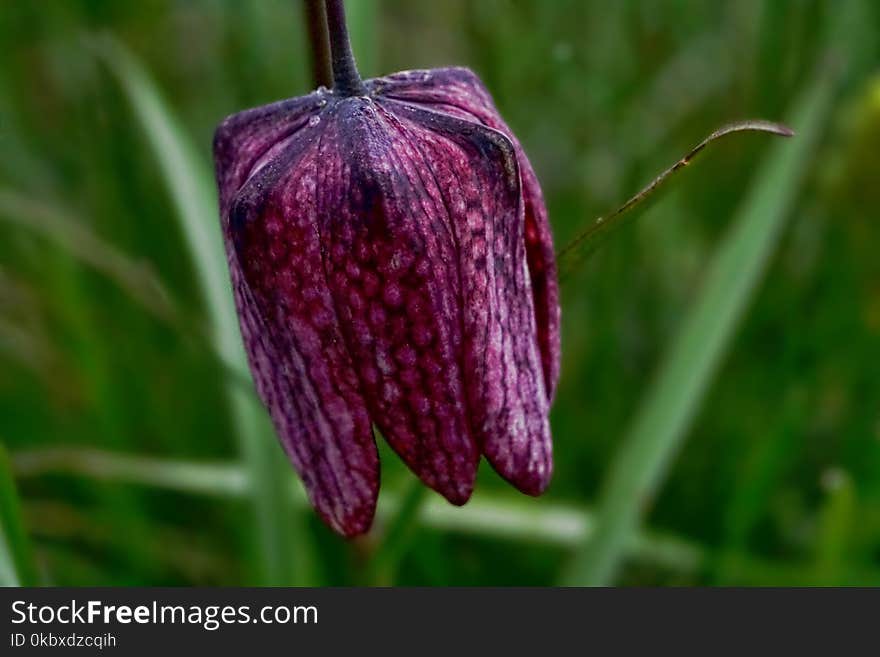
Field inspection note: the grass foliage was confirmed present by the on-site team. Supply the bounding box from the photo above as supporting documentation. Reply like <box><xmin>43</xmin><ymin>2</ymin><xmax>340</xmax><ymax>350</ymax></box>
<box><xmin>1</xmin><ymin>0</ymin><xmax>879</xmax><ymax>585</ymax></box>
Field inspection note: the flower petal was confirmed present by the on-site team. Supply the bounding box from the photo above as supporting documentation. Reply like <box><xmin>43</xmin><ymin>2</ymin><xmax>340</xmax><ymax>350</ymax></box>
<box><xmin>315</xmin><ymin>99</ymin><xmax>480</xmax><ymax>505</ymax></box>
<box><xmin>375</xmin><ymin>68</ymin><xmax>561</xmax><ymax>401</ymax></box>
<box><xmin>384</xmin><ymin>100</ymin><xmax>553</xmax><ymax>495</ymax></box>
<box><xmin>519</xmin><ymin>164</ymin><xmax>560</xmax><ymax>401</ymax></box>
<box><xmin>214</xmin><ymin>92</ymin><xmax>323</xmax><ymax>215</ymax></box>
<box><xmin>217</xmin><ymin>122</ymin><xmax>380</xmax><ymax>537</ymax></box>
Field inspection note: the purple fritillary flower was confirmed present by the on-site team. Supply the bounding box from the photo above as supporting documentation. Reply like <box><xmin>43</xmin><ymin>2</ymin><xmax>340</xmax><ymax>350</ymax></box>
<box><xmin>214</xmin><ymin>62</ymin><xmax>559</xmax><ymax>536</ymax></box>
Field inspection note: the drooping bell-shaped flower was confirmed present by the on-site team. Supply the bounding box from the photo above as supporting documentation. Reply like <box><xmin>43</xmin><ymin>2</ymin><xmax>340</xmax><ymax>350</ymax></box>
<box><xmin>213</xmin><ymin>0</ymin><xmax>560</xmax><ymax>536</ymax></box>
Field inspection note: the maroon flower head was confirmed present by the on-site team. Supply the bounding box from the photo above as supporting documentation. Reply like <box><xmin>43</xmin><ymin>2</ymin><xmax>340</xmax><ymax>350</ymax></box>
<box><xmin>213</xmin><ymin>1</ymin><xmax>560</xmax><ymax>536</ymax></box>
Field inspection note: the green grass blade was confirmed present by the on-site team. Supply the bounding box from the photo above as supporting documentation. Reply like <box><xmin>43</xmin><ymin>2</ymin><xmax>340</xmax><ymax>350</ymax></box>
<box><xmin>365</xmin><ymin>478</ymin><xmax>428</xmax><ymax>584</ymax></box>
<box><xmin>11</xmin><ymin>446</ymin><xmax>702</xmax><ymax>574</ymax></box>
<box><xmin>96</xmin><ymin>36</ymin><xmax>316</xmax><ymax>585</ymax></box>
<box><xmin>813</xmin><ymin>468</ymin><xmax>856</xmax><ymax>585</ymax></box>
<box><xmin>557</xmin><ymin>121</ymin><xmax>793</xmax><ymax>279</ymax></box>
<box><xmin>18</xmin><ymin>444</ymin><xmax>880</xmax><ymax>585</ymax></box>
<box><xmin>95</xmin><ymin>37</ymin><xmax>239</xmax><ymax>364</ymax></box>
<box><xmin>560</xmin><ymin>66</ymin><xmax>837</xmax><ymax>586</ymax></box>
<box><xmin>0</xmin><ymin>444</ymin><xmax>39</xmax><ymax>586</ymax></box>
<box><xmin>0</xmin><ymin>190</ymin><xmax>175</xmax><ymax>321</ymax></box>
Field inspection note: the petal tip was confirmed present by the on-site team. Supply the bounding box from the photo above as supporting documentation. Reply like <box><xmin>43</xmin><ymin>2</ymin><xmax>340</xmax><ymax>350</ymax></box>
<box><xmin>516</xmin><ymin>472</ymin><xmax>552</xmax><ymax>497</ymax></box>
<box><xmin>335</xmin><ymin>514</ymin><xmax>375</xmax><ymax>539</ymax></box>
<box><xmin>443</xmin><ymin>482</ymin><xmax>475</xmax><ymax>507</ymax></box>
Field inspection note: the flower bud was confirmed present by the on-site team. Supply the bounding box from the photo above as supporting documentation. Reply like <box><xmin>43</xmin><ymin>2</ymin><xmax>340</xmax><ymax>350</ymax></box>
<box><xmin>214</xmin><ymin>66</ymin><xmax>560</xmax><ymax>536</ymax></box>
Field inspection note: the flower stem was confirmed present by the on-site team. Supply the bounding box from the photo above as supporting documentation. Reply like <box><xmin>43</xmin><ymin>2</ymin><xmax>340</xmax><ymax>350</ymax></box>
<box><xmin>325</xmin><ymin>0</ymin><xmax>366</xmax><ymax>96</ymax></box>
<box><xmin>303</xmin><ymin>0</ymin><xmax>333</xmax><ymax>88</ymax></box>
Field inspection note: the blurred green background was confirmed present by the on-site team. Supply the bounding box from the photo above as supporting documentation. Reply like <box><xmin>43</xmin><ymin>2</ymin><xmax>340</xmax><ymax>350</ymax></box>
<box><xmin>1</xmin><ymin>0</ymin><xmax>879</xmax><ymax>586</ymax></box>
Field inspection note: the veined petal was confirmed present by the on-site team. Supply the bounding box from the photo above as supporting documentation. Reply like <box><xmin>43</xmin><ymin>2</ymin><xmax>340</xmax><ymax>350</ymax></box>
<box><xmin>317</xmin><ymin>99</ymin><xmax>480</xmax><ymax>504</ymax></box>
<box><xmin>215</xmin><ymin>64</ymin><xmax>559</xmax><ymax>531</ymax></box>
<box><xmin>375</xmin><ymin>68</ymin><xmax>561</xmax><ymax>400</ymax></box>
<box><xmin>214</xmin><ymin>92</ymin><xmax>324</xmax><ymax>215</ymax></box>
<box><xmin>384</xmin><ymin>100</ymin><xmax>553</xmax><ymax>496</ymax></box>
<box><xmin>218</xmin><ymin>121</ymin><xmax>380</xmax><ymax>537</ymax></box>
<box><xmin>518</xmin><ymin>162</ymin><xmax>560</xmax><ymax>401</ymax></box>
